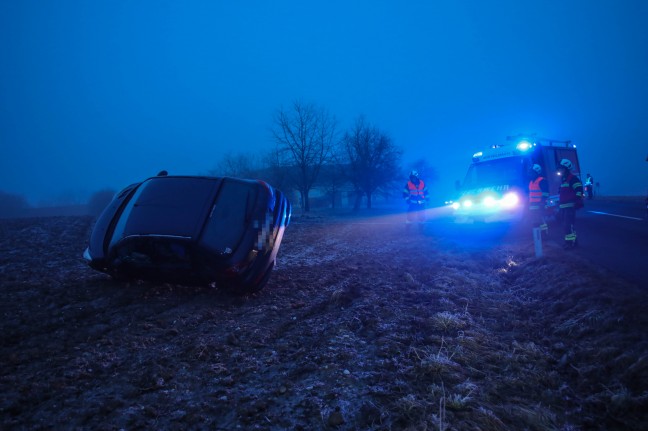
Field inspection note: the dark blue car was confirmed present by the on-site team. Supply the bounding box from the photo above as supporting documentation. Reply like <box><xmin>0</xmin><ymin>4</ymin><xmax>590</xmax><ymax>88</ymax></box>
<box><xmin>84</xmin><ymin>175</ymin><xmax>291</xmax><ymax>294</ymax></box>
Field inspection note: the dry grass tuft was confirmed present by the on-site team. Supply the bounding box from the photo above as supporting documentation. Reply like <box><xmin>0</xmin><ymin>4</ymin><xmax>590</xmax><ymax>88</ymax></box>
<box><xmin>554</xmin><ymin>309</ymin><xmax>605</xmax><ymax>335</ymax></box>
<box><xmin>410</xmin><ymin>340</ymin><xmax>460</xmax><ymax>376</ymax></box>
<box><xmin>396</xmin><ymin>394</ymin><xmax>427</xmax><ymax>420</ymax></box>
<box><xmin>432</xmin><ymin>311</ymin><xmax>468</xmax><ymax>332</ymax></box>
<box><xmin>475</xmin><ymin>406</ymin><xmax>506</xmax><ymax>429</ymax></box>
<box><xmin>445</xmin><ymin>392</ymin><xmax>472</xmax><ymax>411</ymax></box>
<box><xmin>510</xmin><ymin>404</ymin><xmax>558</xmax><ymax>430</ymax></box>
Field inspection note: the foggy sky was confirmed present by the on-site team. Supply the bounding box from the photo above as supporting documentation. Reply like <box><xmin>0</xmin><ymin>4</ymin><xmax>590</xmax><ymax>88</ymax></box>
<box><xmin>1</xmin><ymin>0</ymin><xmax>647</xmax><ymax>206</ymax></box>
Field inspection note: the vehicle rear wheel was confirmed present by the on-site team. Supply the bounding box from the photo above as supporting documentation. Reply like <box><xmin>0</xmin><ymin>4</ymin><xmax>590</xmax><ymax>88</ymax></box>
<box><xmin>229</xmin><ymin>260</ymin><xmax>276</xmax><ymax>296</ymax></box>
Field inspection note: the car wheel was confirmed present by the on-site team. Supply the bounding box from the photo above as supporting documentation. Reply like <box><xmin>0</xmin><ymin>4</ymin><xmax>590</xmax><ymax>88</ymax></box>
<box><xmin>230</xmin><ymin>260</ymin><xmax>276</xmax><ymax>296</ymax></box>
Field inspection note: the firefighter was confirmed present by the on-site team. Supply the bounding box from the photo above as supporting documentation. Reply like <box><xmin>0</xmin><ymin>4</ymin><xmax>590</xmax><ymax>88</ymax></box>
<box><xmin>403</xmin><ymin>170</ymin><xmax>428</xmax><ymax>231</ymax></box>
<box><xmin>528</xmin><ymin>164</ymin><xmax>549</xmax><ymax>235</ymax></box>
<box><xmin>584</xmin><ymin>173</ymin><xmax>594</xmax><ymax>199</ymax></box>
<box><xmin>557</xmin><ymin>159</ymin><xmax>584</xmax><ymax>249</ymax></box>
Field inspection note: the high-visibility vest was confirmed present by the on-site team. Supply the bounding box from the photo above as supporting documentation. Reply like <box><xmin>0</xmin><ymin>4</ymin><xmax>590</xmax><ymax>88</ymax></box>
<box><xmin>529</xmin><ymin>177</ymin><xmax>549</xmax><ymax>210</ymax></box>
<box><xmin>406</xmin><ymin>180</ymin><xmax>426</xmax><ymax>201</ymax></box>
<box><xmin>529</xmin><ymin>177</ymin><xmax>545</xmax><ymax>203</ymax></box>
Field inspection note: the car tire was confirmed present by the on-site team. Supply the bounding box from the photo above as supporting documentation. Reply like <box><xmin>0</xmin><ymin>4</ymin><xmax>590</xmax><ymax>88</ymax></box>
<box><xmin>229</xmin><ymin>260</ymin><xmax>276</xmax><ymax>296</ymax></box>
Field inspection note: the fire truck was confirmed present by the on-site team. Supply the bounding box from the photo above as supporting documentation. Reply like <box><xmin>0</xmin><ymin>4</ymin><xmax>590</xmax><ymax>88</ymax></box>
<box><xmin>449</xmin><ymin>136</ymin><xmax>581</xmax><ymax>222</ymax></box>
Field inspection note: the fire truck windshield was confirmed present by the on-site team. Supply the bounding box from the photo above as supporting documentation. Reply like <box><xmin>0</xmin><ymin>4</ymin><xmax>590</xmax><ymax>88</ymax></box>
<box><xmin>462</xmin><ymin>157</ymin><xmax>527</xmax><ymax>190</ymax></box>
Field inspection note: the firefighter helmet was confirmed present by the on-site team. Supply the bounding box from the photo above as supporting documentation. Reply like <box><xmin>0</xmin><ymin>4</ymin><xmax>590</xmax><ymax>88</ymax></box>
<box><xmin>409</xmin><ymin>170</ymin><xmax>419</xmax><ymax>178</ymax></box>
<box><xmin>559</xmin><ymin>159</ymin><xmax>573</xmax><ymax>170</ymax></box>
<box><xmin>532</xmin><ymin>164</ymin><xmax>542</xmax><ymax>174</ymax></box>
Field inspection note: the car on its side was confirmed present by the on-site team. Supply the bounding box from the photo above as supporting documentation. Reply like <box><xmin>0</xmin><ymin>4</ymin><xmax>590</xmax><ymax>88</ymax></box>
<box><xmin>84</xmin><ymin>175</ymin><xmax>291</xmax><ymax>294</ymax></box>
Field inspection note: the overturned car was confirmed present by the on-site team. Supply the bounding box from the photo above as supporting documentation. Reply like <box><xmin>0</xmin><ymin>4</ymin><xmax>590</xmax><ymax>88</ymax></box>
<box><xmin>84</xmin><ymin>175</ymin><xmax>291</xmax><ymax>294</ymax></box>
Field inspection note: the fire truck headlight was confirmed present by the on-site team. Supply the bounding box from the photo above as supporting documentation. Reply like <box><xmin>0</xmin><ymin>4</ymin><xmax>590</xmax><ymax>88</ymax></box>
<box><xmin>516</xmin><ymin>141</ymin><xmax>532</xmax><ymax>151</ymax></box>
<box><xmin>451</xmin><ymin>202</ymin><xmax>460</xmax><ymax>210</ymax></box>
<box><xmin>483</xmin><ymin>196</ymin><xmax>496</xmax><ymax>207</ymax></box>
<box><xmin>463</xmin><ymin>199</ymin><xmax>473</xmax><ymax>208</ymax></box>
<box><xmin>501</xmin><ymin>192</ymin><xmax>519</xmax><ymax>208</ymax></box>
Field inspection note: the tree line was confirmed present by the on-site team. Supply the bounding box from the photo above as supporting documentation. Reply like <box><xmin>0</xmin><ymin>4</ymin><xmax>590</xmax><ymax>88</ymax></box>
<box><xmin>1</xmin><ymin>100</ymin><xmax>437</xmax><ymax>217</ymax></box>
<box><xmin>0</xmin><ymin>189</ymin><xmax>116</xmax><ymax>218</ymax></box>
<box><xmin>212</xmin><ymin>100</ymin><xmax>436</xmax><ymax>211</ymax></box>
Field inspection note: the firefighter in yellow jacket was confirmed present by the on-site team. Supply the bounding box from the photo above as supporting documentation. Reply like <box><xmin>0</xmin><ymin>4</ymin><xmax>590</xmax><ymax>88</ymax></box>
<box><xmin>528</xmin><ymin>164</ymin><xmax>549</xmax><ymax>235</ymax></box>
<box><xmin>403</xmin><ymin>170</ymin><xmax>429</xmax><ymax>231</ymax></box>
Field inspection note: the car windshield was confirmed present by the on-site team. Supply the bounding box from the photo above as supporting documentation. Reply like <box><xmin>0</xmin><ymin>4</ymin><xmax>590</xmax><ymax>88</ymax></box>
<box><xmin>462</xmin><ymin>157</ymin><xmax>528</xmax><ymax>190</ymax></box>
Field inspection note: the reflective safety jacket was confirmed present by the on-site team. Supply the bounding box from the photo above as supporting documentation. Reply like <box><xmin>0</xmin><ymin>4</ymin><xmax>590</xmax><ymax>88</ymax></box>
<box><xmin>403</xmin><ymin>180</ymin><xmax>428</xmax><ymax>203</ymax></box>
<box><xmin>559</xmin><ymin>173</ymin><xmax>583</xmax><ymax>209</ymax></box>
<box><xmin>528</xmin><ymin>177</ymin><xmax>549</xmax><ymax>210</ymax></box>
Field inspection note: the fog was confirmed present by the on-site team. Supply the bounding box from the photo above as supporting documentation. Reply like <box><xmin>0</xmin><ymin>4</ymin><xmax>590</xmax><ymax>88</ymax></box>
<box><xmin>1</xmin><ymin>0</ymin><xmax>647</xmax><ymax>206</ymax></box>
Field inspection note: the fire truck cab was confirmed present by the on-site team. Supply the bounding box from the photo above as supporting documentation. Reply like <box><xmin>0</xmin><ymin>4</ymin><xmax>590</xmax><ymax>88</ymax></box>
<box><xmin>450</xmin><ymin>137</ymin><xmax>581</xmax><ymax>223</ymax></box>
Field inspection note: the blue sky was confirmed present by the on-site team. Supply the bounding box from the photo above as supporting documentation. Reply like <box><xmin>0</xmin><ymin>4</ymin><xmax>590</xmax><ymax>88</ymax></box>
<box><xmin>1</xmin><ymin>0</ymin><xmax>647</xmax><ymax>205</ymax></box>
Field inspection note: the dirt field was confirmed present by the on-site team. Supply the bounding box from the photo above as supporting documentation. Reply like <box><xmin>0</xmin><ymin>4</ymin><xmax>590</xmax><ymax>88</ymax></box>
<box><xmin>1</xmin><ymin>213</ymin><xmax>647</xmax><ymax>430</ymax></box>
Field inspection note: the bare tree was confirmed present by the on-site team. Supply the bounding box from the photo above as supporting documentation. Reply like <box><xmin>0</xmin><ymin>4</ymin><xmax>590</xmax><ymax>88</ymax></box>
<box><xmin>258</xmin><ymin>148</ymin><xmax>298</xmax><ymax>201</ymax></box>
<box><xmin>316</xmin><ymin>146</ymin><xmax>347</xmax><ymax>209</ymax></box>
<box><xmin>408</xmin><ymin>158</ymin><xmax>439</xmax><ymax>185</ymax></box>
<box><xmin>342</xmin><ymin>116</ymin><xmax>402</xmax><ymax>209</ymax></box>
<box><xmin>272</xmin><ymin>101</ymin><xmax>337</xmax><ymax>212</ymax></box>
<box><xmin>210</xmin><ymin>152</ymin><xmax>260</xmax><ymax>179</ymax></box>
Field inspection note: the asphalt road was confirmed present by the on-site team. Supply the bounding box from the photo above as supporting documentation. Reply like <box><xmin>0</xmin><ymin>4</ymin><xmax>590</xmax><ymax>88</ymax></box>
<box><xmin>558</xmin><ymin>196</ymin><xmax>648</xmax><ymax>286</ymax></box>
